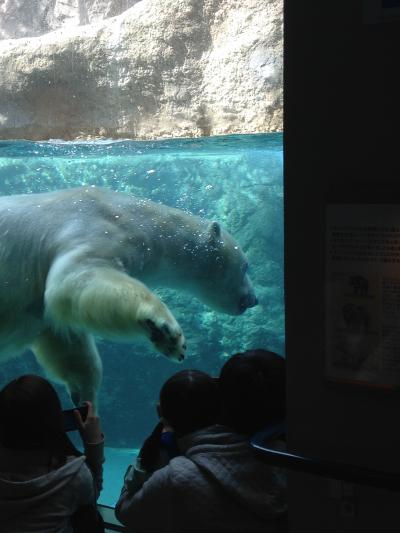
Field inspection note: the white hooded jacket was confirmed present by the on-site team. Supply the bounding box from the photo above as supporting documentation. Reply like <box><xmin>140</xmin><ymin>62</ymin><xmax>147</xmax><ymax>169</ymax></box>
<box><xmin>115</xmin><ymin>425</ymin><xmax>287</xmax><ymax>533</ymax></box>
<box><xmin>0</xmin><ymin>442</ymin><xmax>103</xmax><ymax>533</ymax></box>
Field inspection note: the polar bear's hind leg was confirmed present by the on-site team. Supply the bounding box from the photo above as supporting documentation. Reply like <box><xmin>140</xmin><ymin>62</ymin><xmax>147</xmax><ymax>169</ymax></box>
<box><xmin>32</xmin><ymin>329</ymin><xmax>102</xmax><ymax>408</ymax></box>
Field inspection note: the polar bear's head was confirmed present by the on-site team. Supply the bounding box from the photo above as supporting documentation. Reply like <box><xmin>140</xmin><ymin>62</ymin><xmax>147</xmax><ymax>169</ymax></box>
<box><xmin>188</xmin><ymin>221</ymin><xmax>258</xmax><ymax>316</ymax></box>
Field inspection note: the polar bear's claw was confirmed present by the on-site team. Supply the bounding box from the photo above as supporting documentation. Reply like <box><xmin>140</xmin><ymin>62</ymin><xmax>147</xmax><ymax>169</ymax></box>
<box><xmin>143</xmin><ymin>318</ymin><xmax>186</xmax><ymax>362</ymax></box>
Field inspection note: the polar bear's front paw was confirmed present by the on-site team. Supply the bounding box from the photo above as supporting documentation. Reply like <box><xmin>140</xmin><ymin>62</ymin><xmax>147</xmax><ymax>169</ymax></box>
<box><xmin>142</xmin><ymin>318</ymin><xmax>186</xmax><ymax>362</ymax></box>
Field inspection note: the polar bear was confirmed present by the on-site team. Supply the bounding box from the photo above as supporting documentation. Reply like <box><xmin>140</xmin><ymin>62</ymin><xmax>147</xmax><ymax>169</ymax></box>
<box><xmin>0</xmin><ymin>187</ymin><xmax>257</xmax><ymax>406</ymax></box>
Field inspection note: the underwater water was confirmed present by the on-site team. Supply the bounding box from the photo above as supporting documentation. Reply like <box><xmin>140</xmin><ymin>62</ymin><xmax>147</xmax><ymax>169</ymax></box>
<box><xmin>0</xmin><ymin>132</ymin><xmax>283</xmax><ymax>506</ymax></box>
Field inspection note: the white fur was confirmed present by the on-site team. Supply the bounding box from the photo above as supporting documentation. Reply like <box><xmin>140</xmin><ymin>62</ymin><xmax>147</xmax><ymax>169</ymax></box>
<box><xmin>0</xmin><ymin>187</ymin><xmax>256</xmax><ymax>406</ymax></box>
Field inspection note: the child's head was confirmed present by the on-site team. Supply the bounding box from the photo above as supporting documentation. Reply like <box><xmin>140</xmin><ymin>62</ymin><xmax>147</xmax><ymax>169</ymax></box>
<box><xmin>0</xmin><ymin>374</ymin><xmax>77</xmax><ymax>459</ymax></box>
<box><xmin>219</xmin><ymin>349</ymin><xmax>286</xmax><ymax>435</ymax></box>
<box><xmin>159</xmin><ymin>369</ymin><xmax>219</xmax><ymax>437</ymax></box>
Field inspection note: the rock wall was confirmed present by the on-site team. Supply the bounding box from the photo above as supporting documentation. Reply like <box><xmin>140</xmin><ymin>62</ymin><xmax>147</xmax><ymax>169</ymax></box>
<box><xmin>0</xmin><ymin>0</ymin><xmax>283</xmax><ymax>140</ymax></box>
<box><xmin>0</xmin><ymin>0</ymin><xmax>141</xmax><ymax>39</ymax></box>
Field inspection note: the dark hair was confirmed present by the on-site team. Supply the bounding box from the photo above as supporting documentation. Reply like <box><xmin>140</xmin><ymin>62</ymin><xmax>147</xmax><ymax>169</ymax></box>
<box><xmin>0</xmin><ymin>374</ymin><xmax>80</xmax><ymax>465</ymax></box>
<box><xmin>219</xmin><ymin>349</ymin><xmax>286</xmax><ymax>435</ymax></box>
<box><xmin>159</xmin><ymin>370</ymin><xmax>219</xmax><ymax>437</ymax></box>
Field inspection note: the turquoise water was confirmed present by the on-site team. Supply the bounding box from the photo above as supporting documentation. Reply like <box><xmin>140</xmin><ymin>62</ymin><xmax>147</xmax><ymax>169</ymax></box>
<box><xmin>0</xmin><ymin>133</ymin><xmax>283</xmax><ymax>506</ymax></box>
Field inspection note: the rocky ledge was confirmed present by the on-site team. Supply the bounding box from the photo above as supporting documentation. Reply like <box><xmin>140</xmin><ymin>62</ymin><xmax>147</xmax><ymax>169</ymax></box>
<box><xmin>0</xmin><ymin>0</ymin><xmax>282</xmax><ymax>140</ymax></box>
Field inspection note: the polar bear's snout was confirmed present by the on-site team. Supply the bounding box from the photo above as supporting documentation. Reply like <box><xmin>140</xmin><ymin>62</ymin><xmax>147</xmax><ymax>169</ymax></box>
<box><xmin>238</xmin><ymin>293</ymin><xmax>258</xmax><ymax>314</ymax></box>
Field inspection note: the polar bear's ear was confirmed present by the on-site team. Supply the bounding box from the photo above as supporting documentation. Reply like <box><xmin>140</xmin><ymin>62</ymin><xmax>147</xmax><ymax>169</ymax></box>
<box><xmin>208</xmin><ymin>221</ymin><xmax>221</xmax><ymax>245</ymax></box>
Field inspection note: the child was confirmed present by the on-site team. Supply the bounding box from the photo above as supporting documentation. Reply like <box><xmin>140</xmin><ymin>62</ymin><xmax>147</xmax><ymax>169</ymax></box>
<box><xmin>116</xmin><ymin>353</ymin><xmax>287</xmax><ymax>533</ymax></box>
<box><xmin>0</xmin><ymin>374</ymin><xmax>104</xmax><ymax>533</ymax></box>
